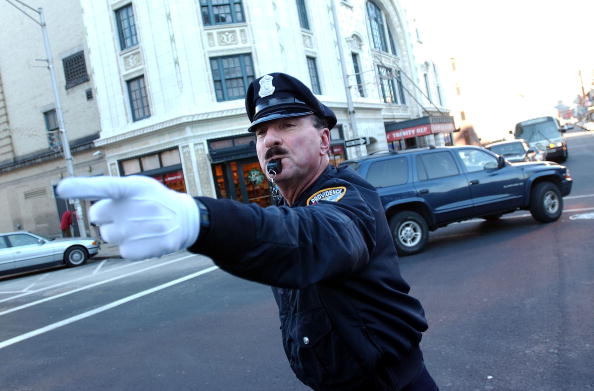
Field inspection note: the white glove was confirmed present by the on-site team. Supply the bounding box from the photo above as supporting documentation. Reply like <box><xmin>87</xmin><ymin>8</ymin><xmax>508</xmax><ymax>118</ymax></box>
<box><xmin>57</xmin><ymin>175</ymin><xmax>200</xmax><ymax>260</ymax></box>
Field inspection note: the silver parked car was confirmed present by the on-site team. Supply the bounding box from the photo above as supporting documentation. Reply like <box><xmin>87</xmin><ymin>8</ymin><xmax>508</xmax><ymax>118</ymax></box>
<box><xmin>485</xmin><ymin>139</ymin><xmax>544</xmax><ymax>163</ymax></box>
<box><xmin>0</xmin><ymin>231</ymin><xmax>99</xmax><ymax>276</ymax></box>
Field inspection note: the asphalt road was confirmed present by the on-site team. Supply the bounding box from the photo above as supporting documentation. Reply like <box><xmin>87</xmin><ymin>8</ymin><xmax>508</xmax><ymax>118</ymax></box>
<box><xmin>0</xmin><ymin>131</ymin><xmax>592</xmax><ymax>390</ymax></box>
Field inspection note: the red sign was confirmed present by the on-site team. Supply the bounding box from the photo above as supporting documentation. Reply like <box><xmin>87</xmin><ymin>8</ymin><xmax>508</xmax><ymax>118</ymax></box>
<box><xmin>387</xmin><ymin>125</ymin><xmax>431</xmax><ymax>141</ymax></box>
<box><xmin>164</xmin><ymin>171</ymin><xmax>183</xmax><ymax>184</ymax></box>
<box><xmin>331</xmin><ymin>145</ymin><xmax>345</xmax><ymax>155</ymax></box>
<box><xmin>386</xmin><ymin>122</ymin><xmax>455</xmax><ymax>141</ymax></box>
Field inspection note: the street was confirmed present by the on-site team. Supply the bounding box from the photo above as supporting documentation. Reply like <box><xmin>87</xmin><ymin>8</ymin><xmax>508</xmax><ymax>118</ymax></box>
<box><xmin>0</xmin><ymin>132</ymin><xmax>593</xmax><ymax>391</ymax></box>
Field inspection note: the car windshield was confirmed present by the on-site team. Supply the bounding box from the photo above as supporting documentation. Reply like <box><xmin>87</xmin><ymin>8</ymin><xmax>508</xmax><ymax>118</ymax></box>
<box><xmin>489</xmin><ymin>143</ymin><xmax>525</xmax><ymax>156</ymax></box>
<box><xmin>516</xmin><ymin>120</ymin><xmax>561</xmax><ymax>143</ymax></box>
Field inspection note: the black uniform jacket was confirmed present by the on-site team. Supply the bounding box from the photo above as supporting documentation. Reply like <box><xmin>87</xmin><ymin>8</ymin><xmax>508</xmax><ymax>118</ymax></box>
<box><xmin>189</xmin><ymin>165</ymin><xmax>428</xmax><ymax>391</ymax></box>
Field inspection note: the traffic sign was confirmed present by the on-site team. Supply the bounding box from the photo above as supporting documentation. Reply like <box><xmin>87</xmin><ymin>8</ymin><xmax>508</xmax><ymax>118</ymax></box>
<box><xmin>345</xmin><ymin>137</ymin><xmax>369</xmax><ymax>147</ymax></box>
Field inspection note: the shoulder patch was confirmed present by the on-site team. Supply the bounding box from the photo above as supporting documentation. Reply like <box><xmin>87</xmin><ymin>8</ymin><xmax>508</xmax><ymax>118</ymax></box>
<box><xmin>307</xmin><ymin>186</ymin><xmax>347</xmax><ymax>205</ymax></box>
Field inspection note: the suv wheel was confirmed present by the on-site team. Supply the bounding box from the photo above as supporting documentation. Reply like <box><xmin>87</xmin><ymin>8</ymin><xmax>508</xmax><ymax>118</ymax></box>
<box><xmin>389</xmin><ymin>211</ymin><xmax>428</xmax><ymax>256</ymax></box>
<box><xmin>530</xmin><ymin>182</ymin><xmax>563</xmax><ymax>222</ymax></box>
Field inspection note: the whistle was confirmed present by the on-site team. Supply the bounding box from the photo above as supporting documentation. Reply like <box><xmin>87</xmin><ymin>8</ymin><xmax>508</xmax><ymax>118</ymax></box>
<box><xmin>266</xmin><ymin>159</ymin><xmax>282</xmax><ymax>176</ymax></box>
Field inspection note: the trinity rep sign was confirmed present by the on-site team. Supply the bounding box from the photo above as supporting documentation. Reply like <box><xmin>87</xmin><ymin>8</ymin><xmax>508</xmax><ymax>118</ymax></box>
<box><xmin>385</xmin><ymin>116</ymin><xmax>456</xmax><ymax>142</ymax></box>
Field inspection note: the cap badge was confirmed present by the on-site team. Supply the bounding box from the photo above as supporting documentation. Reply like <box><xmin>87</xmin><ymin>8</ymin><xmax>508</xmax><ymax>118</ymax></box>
<box><xmin>258</xmin><ymin>74</ymin><xmax>275</xmax><ymax>98</ymax></box>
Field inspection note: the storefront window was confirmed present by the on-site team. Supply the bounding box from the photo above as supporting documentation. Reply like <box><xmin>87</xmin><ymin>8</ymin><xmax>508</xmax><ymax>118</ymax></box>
<box><xmin>141</xmin><ymin>154</ymin><xmax>160</xmax><ymax>171</ymax></box>
<box><xmin>161</xmin><ymin>149</ymin><xmax>181</xmax><ymax>166</ymax></box>
<box><xmin>212</xmin><ymin>159</ymin><xmax>271</xmax><ymax>207</ymax></box>
<box><xmin>119</xmin><ymin>148</ymin><xmax>186</xmax><ymax>192</ymax></box>
<box><xmin>242</xmin><ymin>161</ymin><xmax>270</xmax><ymax>206</ymax></box>
<box><xmin>121</xmin><ymin>159</ymin><xmax>141</xmax><ymax>175</ymax></box>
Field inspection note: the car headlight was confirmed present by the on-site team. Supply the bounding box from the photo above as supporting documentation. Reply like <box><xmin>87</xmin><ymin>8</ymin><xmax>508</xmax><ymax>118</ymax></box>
<box><xmin>564</xmin><ymin>168</ymin><xmax>572</xmax><ymax>180</ymax></box>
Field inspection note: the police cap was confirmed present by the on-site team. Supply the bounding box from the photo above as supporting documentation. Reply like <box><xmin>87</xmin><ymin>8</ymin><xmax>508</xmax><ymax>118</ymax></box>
<box><xmin>245</xmin><ymin>72</ymin><xmax>337</xmax><ymax>132</ymax></box>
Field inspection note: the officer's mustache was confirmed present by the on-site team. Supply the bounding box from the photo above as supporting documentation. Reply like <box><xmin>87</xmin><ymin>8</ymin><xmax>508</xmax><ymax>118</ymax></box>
<box><xmin>265</xmin><ymin>146</ymin><xmax>288</xmax><ymax>160</ymax></box>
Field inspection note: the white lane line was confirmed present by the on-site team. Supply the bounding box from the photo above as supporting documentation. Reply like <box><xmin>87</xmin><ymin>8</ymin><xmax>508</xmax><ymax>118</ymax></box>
<box><xmin>565</xmin><ymin>194</ymin><xmax>594</xmax><ymax>200</ymax></box>
<box><xmin>0</xmin><ymin>254</ymin><xmax>196</xmax><ymax>316</ymax></box>
<box><xmin>23</xmin><ymin>274</ymin><xmax>49</xmax><ymax>292</ymax></box>
<box><xmin>0</xmin><ymin>253</ymin><xmax>186</xmax><ymax>304</ymax></box>
<box><xmin>92</xmin><ymin>260</ymin><xmax>107</xmax><ymax>275</ymax></box>
<box><xmin>564</xmin><ymin>207</ymin><xmax>594</xmax><ymax>212</ymax></box>
<box><xmin>0</xmin><ymin>265</ymin><xmax>219</xmax><ymax>350</ymax></box>
<box><xmin>457</xmin><ymin>206</ymin><xmax>594</xmax><ymax>224</ymax></box>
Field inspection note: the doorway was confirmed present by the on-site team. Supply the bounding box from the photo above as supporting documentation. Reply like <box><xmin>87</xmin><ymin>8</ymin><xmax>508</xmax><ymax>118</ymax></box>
<box><xmin>212</xmin><ymin>159</ymin><xmax>272</xmax><ymax>207</ymax></box>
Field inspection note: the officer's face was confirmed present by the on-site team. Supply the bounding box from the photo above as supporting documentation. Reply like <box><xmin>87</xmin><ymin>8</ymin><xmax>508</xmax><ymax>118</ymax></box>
<box><xmin>255</xmin><ymin>115</ymin><xmax>330</xmax><ymax>187</ymax></box>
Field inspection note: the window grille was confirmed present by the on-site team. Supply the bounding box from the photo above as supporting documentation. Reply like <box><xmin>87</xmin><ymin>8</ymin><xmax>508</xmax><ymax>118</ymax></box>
<box><xmin>62</xmin><ymin>51</ymin><xmax>89</xmax><ymax>89</ymax></box>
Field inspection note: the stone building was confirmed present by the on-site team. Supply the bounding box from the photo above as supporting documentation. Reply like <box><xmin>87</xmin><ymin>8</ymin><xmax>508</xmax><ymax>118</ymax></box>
<box><xmin>79</xmin><ymin>0</ymin><xmax>452</xmax><ymax>209</ymax></box>
<box><xmin>0</xmin><ymin>0</ymin><xmax>106</xmax><ymax>237</ymax></box>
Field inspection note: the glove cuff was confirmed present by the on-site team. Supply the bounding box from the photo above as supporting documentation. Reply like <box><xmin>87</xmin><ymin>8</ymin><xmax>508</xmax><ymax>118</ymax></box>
<box><xmin>179</xmin><ymin>192</ymin><xmax>201</xmax><ymax>250</ymax></box>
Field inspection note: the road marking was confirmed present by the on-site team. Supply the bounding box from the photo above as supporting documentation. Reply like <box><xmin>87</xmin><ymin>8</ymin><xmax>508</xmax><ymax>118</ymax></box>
<box><xmin>0</xmin><ymin>265</ymin><xmax>219</xmax><ymax>350</ymax></box>
<box><xmin>23</xmin><ymin>274</ymin><xmax>48</xmax><ymax>292</ymax></box>
<box><xmin>569</xmin><ymin>212</ymin><xmax>594</xmax><ymax>220</ymax></box>
<box><xmin>564</xmin><ymin>207</ymin><xmax>594</xmax><ymax>213</ymax></box>
<box><xmin>457</xmin><ymin>206</ymin><xmax>594</xmax><ymax>224</ymax></box>
<box><xmin>0</xmin><ymin>253</ymin><xmax>190</xmax><ymax>304</ymax></box>
<box><xmin>0</xmin><ymin>254</ymin><xmax>198</xmax><ymax>315</ymax></box>
<box><xmin>565</xmin><ymin>194</ymin><xmax>594</xmax><ymax>200</ymax></box>
<box><xmin>92</xmin><ymin>260</ymin><xmax>107</xmax><ymax>275</ymax></box>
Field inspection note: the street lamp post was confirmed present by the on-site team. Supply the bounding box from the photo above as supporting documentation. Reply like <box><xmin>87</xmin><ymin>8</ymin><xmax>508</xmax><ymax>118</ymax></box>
<box><xmin>5</xmin><ymin>0</ymin><xmax>87</xmax><ymax>237</ymax></box>
<box><xmin>330</xmin><ymin>0</ymin><xmax>364</xmax><ymax>159</ymax></box>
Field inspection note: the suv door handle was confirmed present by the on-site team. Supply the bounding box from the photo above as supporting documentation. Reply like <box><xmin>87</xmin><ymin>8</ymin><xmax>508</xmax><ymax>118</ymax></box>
<box><xmin>469</xmin><ymin>179</ymin><xmax>479</xmax><ymax>185</ymax></box>
<box><xmin>418</xmin><ymin>189</ymin><xmax>429</xmax><ymax>194</ymax></box>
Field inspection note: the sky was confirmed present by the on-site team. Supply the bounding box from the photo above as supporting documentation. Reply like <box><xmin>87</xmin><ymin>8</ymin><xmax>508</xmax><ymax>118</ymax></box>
<box><xmin>406</xmin><ymin>0</ymin><xmax>594</xmax><ymax>139</ymax></box>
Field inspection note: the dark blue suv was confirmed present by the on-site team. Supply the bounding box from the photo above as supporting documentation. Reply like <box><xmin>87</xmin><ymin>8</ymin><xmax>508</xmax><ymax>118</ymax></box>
<box><xmin>341</xmin><ymin>146</ymin><xmax>573</xmax><ymax>255</ymax></box>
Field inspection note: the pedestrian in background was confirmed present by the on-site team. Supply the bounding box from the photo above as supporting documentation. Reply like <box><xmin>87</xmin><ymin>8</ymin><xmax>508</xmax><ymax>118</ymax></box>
<box><xmin>60</xmin><ymin>206</ymin><xmax>75</xmax><ymax>237</ymax></box>
<box><xmin>57</xmin><ymin>73</ymin><xmax>438</xmax><ymax>390</ymax></box>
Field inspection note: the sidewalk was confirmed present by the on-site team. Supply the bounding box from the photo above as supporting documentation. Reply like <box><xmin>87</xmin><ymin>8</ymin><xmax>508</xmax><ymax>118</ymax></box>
<box><xmin>95</xmin><ymin>242</ymin><xmax>121</xmax><ymax>260</ymax></box>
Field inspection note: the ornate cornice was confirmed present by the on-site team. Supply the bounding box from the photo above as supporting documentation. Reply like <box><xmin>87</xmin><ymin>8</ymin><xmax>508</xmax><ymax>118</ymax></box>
<box><xmin>94</xmin><ymin>108</ymin><xmax>247</xmax><ymax>146</ymax></box>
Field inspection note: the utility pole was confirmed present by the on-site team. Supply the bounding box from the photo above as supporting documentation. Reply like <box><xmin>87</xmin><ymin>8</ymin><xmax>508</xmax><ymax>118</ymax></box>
<box><xmin>4</xmin><ymin>0</ymin><xmax>87</xmax><ymax>237</ymax></box>
<box><xmin>330</xmin><ymin>0</ymin><xmax>363</xmax><ymax>158</ymax></box>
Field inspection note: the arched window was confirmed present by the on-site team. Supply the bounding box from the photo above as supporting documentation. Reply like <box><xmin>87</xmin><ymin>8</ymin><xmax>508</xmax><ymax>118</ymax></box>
<box><xmin>366</xmin><ymin>1</ymin><xmax>397</xmax><ymax>55</ymax></box>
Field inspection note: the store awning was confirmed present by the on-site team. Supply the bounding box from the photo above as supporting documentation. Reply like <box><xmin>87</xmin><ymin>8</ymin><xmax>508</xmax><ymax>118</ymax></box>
<box><xmin>385</xmin><ymin>116</ymin><xmax>456</xmax><ymax>142</ymax></box>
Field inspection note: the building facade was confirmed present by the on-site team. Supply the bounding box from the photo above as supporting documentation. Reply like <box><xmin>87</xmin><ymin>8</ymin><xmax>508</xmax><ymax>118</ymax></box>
<box><xmin>0</xmin><ymin>0</ymin><xmax>106</xmax><ymax>237</ymax></box>
<box><xmin>79</xmin><ymin>0</ymin><xmax>451</xmax><ymax>209</ymax></box>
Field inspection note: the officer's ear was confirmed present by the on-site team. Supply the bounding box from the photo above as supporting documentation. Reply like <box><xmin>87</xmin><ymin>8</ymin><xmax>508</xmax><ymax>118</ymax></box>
<box><xmin>319</xmin><ymin>128</ymin><xmax>330</xmax><ymax>156</ymax></box>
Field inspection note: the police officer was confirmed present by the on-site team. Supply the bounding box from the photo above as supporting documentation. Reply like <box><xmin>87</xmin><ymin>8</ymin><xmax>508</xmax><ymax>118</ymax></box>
<box><xmin>57</xmin><ymin>73</ymin><xmax>438</xmax><ymax>390</ymax></box>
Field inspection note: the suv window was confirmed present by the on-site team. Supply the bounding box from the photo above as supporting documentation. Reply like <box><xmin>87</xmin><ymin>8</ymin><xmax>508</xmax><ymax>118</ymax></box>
<box><xmin>366</xmin><ymin>157</ymin><xmax>408</xmax><ymax>187</ymax></box>
<box><xmin>7</xmin><ymin>234</ymin><xmax>39</xmax><ymax>247</ymax></box>
<box><xmin>0</xmin><ymin>236</ymin><xmax>7</xmax><ymax>249</ymax></box>
<box><xmin>457</xmin><ymin>149</ymin><xmax>498</xmax><ymax>172</ymax></box>
<box><xmin>417</xmin><ymin>151</ymin><xmax>459</xmax><ymax>180</ymax></box>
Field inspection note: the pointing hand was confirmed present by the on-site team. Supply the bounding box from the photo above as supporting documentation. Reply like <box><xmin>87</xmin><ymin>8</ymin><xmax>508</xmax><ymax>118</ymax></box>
<box><xmin>57</xmin><ymin>176</ymin><xmax>200</xmax><ymax>260</ymax></box>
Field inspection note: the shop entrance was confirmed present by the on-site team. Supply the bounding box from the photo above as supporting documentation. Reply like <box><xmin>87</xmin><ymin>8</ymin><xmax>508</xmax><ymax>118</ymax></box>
<box><xmin>212</xmin><ymin>159</ymin><xmax>271</xmax><ymax>207</ymax></box>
